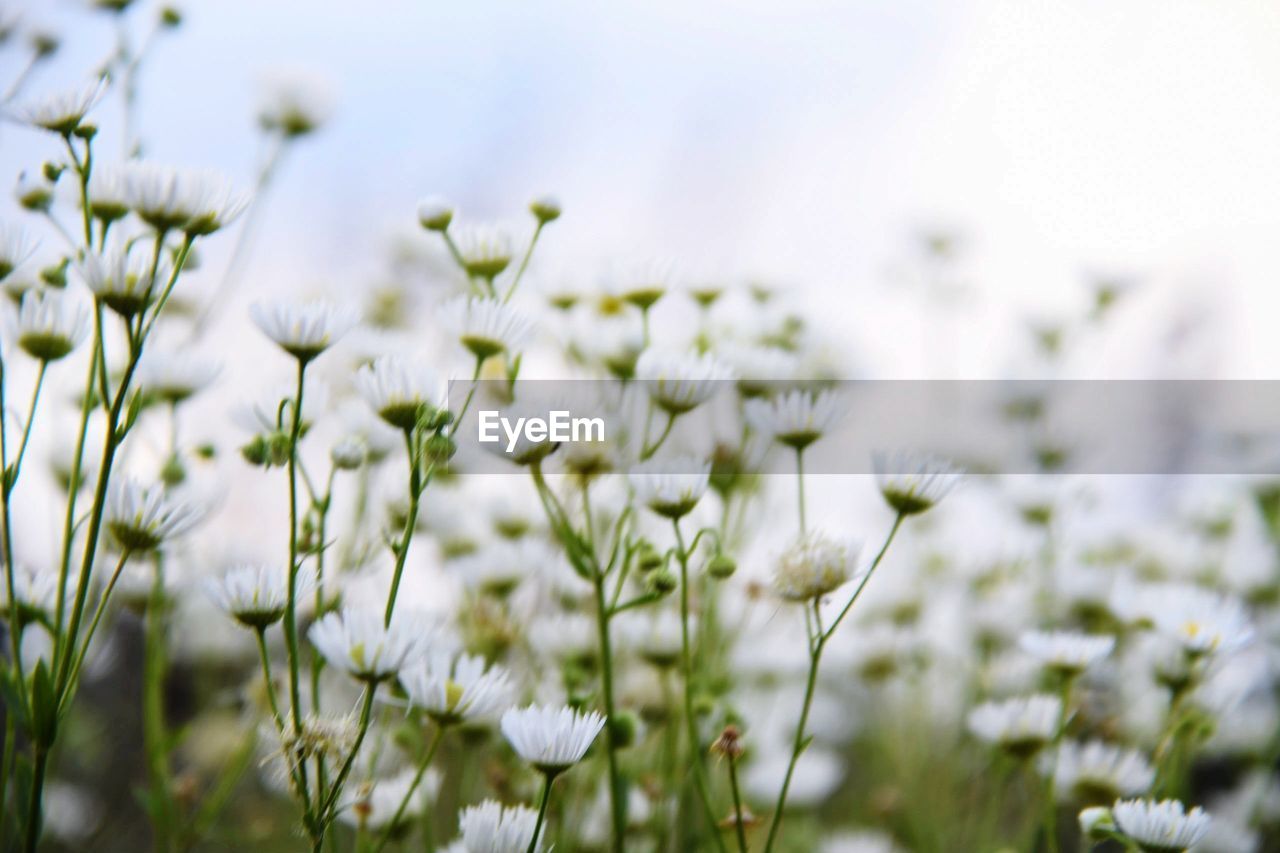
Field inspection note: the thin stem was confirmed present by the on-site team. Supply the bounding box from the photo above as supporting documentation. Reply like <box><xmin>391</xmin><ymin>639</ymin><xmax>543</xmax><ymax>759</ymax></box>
<box><xmin>61</xmin><ymin>550</ymin><xmax>131</xmax><ymax>693</ymax></box>
<box><xmin>22</xmin><ymin>747</ymin><xmax>48</xmax><ymax>853</ymax></box>
<box><xmin>673</xmin><ymin>520</ymin><xmax>728</xmax><ymax>852</ymax></box>
<box><xmin>502</xmin><ymin>221</ymin><xmax>544</xmax><ymax>305</ymax></box>
<box><xmin>0</xmin><ymin>355</ymin><xmax>30</xmax><ymax>700</ymax></box>
<box><xmin>10</xmin><ymin>361</ymin><xmax>48</xmax><ymax>482</ymax></box>
<box><xmin>284</xmin><ymin>359</ymin><xmax>308</xmax><ymax>732</ymax></box>
<box><xmin>255</xmin><ymin>628</ymin><xmax>286</xmax><ymax>732</ymax></box>
<box><xmin>142</xmin><ymin>558</ymin><xmax>174</xmax><ymax>850</ymax></box>
<box><xmin>640</xmin><ymin>411</ymin><xmax>678</xmax><ymax>461</ymax></box>
<box><xmin>823</xmin><ymin>512</ymin><xmax>905</xmax><ymax>642</ymax></box>
<box><xmin>527</xmin><ymin>773</ymin><xmax>556</xmax><ymax>853</ymax></box>
<box><xmin>764</xmin><ymin>513</ymin><xmax>907</xmax><ymax>852</ymax></box>
<box><xmin>795</xmin><ymin>447</ymin><xmax>806</xmax><ymax>535</ymax></box>
<box><xmin>589</xmin><ymin>505</ymin><xmax>626</xmax><ymax>851</ymax></box>
<box><xmin>384</xmin><ymin>429</ymin><xmax>422</xmax><ymax>627</ymax></box>
<box><xmin>726</xmin><ymin>752</ymin><xmax>749</xmax><ymax>853</ymax></box>
<box><xmin>317</xmin><ymin>686</ymin><xmax>379</xmax><ymax>828</ymax></box>
<box><xmin>370</xmin><ymin>725</ymin><xmax>446</xmax><ymax>853</ymax></box>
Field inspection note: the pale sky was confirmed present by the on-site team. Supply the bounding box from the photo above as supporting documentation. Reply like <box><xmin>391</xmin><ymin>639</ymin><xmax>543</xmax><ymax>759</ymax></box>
<box><xmin>6</xmin><ymin>0</ymin><xmax>1280</xmax><ymax>379</ymax></box>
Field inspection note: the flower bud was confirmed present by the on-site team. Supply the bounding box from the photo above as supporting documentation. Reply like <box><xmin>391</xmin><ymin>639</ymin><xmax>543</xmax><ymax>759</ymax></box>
<box><xmin>417</xmin><ymin>197</ymin><xmax>454</xmax><ymax>232</ymax></box>
<box><xmin>707</xmin><ymin>553</ymin><xmax>736</xmax><ymax>580</ymax></box>
<box><xmin>646</xmin><ymin>568</ymin><xmax>677</xmax><ymax>597</ymax></box>
<box><xmin>609</xmin><ymin>711</ymin><xmax>639</xmax><ymax>749</ymax></box>
<box><xmin>529</xmin><ymin>195</ymin><xmax>561</xmax><ymax>224</ymax></box>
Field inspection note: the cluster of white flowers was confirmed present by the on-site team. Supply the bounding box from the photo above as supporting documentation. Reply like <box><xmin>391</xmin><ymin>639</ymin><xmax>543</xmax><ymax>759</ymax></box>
<box><xmin>2</xmin><ymin>8</ymin><xmax>1275</xmax><ymax>853</ymax></box>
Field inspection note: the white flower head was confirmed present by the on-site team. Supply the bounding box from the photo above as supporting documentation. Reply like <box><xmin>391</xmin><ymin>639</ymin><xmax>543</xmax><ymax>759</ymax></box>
<box><xmin>635</xmin><ymin>348</ymin><xmax>732</xmax><ymax>415</ymax></box>
<box><xmin>872</xmin><ymin>450</ymin><xmax>962</xmax><ymax>515</ymax></box>
<box><xmin>401</xmin><ymin>651</ymin><xmax>514</xmax><ymax>725</ymax></box>
<box><xmin>86</xmin><ymin>165</ymin><xmax>131</xmax><ymax>223</ymax></box>
<box><xmin>628</xmin><ymin>456</ymin><xmax>710</xmax><ymax>519</ymax></box>
<box><xmin>1019</xmin><ymin>630</ymin><xmax>1115</xmax><ymax>676</ymax></box>
<box><xmin>966</xmin><ymin>693</ymin><xmax>1062</xmax><ymax>757</ymax></box>
<box><xmin>1150</xmin><ymin>587</ymin><xmax>1254</xmax><ymax>658</ymax></box>
<box><xmin>718</xmin><ymin>342</ymin><xmax>800</xmax><ymax>397</ymax></box>
<box><xmin>453</xmin><ymin>225</ymin><xmax>513</xmax><ymax>280</ymax></box>
<box><xmin>258</xmin><ymin>68</ymin><xmax>335</xmax><ymax>138</ymax></box>
<box><xmin>124</xmin><ymin>163</ymin><xmax>248</xmax><ymax>234</ymax></box>
<box><xmin>308</xmin><ymin>606</ymin><xmax>429</xmax><ymax>683</ymax></box>
<box><xmin>0</xmin><ymin>222</ymin><xmax>37</xmax><ymax>280</ymax></box>
<box><xmin>745</xmin><ymin>388</ymin><xmax>842</xmax><ymax>450</ymax></box>
<box><xmin>354</xmin><ymin>355</ymin><xmax>444</xmax><ymax>431</ymax></box>
<box><xmin>11</xmin><ymin>289</ymin><xmax>90</xmax><ymax>362</ymax></box>
<box><xmin>77</xmin><ymin>243</ymin><xmax>168</xmax><ymax>319</ymax></box>
<box><xmin>250</xmin><ymin>300</ymin><xmax>358</xmax><ymax>363</ymax></box>
<box><xmin>138</xmin><ymin>351</ymin><xmax>220</xmax><ymax>404</ymax></box>
<box><xmin>500</xmin><ymin>704</ymin><xmax>605</xmax><ymax>775</ymax></box>
<box><xmin>1052</xmin><ymin>741</ymin><xmax>1155</xmax><ymax>805</ymax></box>
<box><xmin>0</xmin><ymin>563</ymin><xmax>58</xmax><ymax>627</ymax></box>
<box><xmin>773</xmin><ymin>532</ymin><xmax>860</xmax><ymax>602</ymax></box>
<box><xmin>205</xmin><ymin>563</ymin><xmax>312</xmax><ymax>630</ymax></box>
<box><xmin>454</xmin><ymin>800</ymin><xmax>545</xmax><ymax>853</ymax></box>
<box><xmin>19</xmin><ymin>78</ymin><xmax>106</xmax><ymax>134</ymax></box>
<box><xmin>105</xmin><ymin>479</ymin><xmax>203</xmax><ymax>551</ymax></box>
<box><xmin>441</xmin><ymin>296</ymin><xmax>533</xmax><ymax>360</ymax></box>
<box><xmin>1111</xmin><ymin>798</ymin><xmax>1210</xmax><ymax>852</ymax></box>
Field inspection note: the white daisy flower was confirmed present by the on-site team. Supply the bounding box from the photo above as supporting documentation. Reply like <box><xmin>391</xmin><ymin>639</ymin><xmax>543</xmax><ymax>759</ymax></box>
<box><xmin>451</xmin><ymin>800</ymin><xmax>544</xmax><ymax>853</ymax></box>
<box><xmin>628</xmin><ymin>456</ymin><xmax>710</xmax><ymax>519</ymax></box>
<box><xmin>1019</xmin><ymin>630</ymin><xmax>1115</xmax><ymax>676</ymax></box>
<box><xmin>773</xmin><ymin>532</ymin><xmax>861</xmax><ymax>602</ymax></box>
<box><xmin>453</xmin><ymin>225</ymin><xmax>513</xmax><ymax>280</ymax></box>
<box><xmin>257</xmin><ymin>68</ymin><xmax>334</xmax><ymax>138</ymax></box>
<box><xmin>820</xmin><ymin>829</ymin><xmax>906</xmax><ymax>853</ymax></box>
<box><xmin>966</xmin><ymin>693</ymin><xmax>1062</xmax><ymax>757</ymax></box>
<box><xmin>77</xmin><ymin>244</ymin><xmax>168</xmax><ymax>319</ymax></box>
<box><xmin>441</xmin><ymin>296</ymin><xmax>533</xmax><ymax>360</ymax></box>
<box><xmin>354</xmin><ymin>355</ymin><xmax>444</xmax><ymax>431</ymax></box>
<box><xmin>0</xmin><ymin>563</ymin><xmax>58</xmax><ymax>626</ymax></box>
<box><xmin>717</xmin><ymin>342</ymin><xmax>800</xmax><ymax>398</ymax></box>
<box><xmin>500</xmin><ymin>704</ymin><xmax>606</xmax><ymax>775</ymax></box>
<box><xmin>124</xmin><ymin>163</ymin><xmax>247</xmax><ymax>234</ymax></box>
<box><xmin>634</xmin><ymin>348</ymin><xmax>732</xmax><ymax>415</ymax></box>
<box><xmin>745</xmin><ymin>388</ymin><xmax>842</xmax><ymax>450</ymax></box>
<box><xmin>1150</xmin><ymin>587</ymin><xmax>1254</xmax><ymax>658</ymax></box>
<box><xmin>86</xmin><ymin>165</ymin><xmax>131</xmax><ymax>224</ymax></box>
<box><xmin>250</xmin><ymin>300</ymin><xmax>358</xmax><ymax>363</ymax></box>
<box><xmin>12</xmin><ymin>288</ymin><xmax>90</xmax><ymax>362</ymax></box>
<box><xmin>308</xmin><ymin>606</ymin><xmax>429</xmax><ymax>683</ymax></box>
<box><xmin>19</xmin><ymin>78</ymin><xmax>106</xmax><ymax>134</ymax></box>
<box><xmin>104</xmin><ymin>479</ymin><xmax>203</xmax><ymax>552</ymax></box>
<box><xmin>204</xmin><ymin>564</ymin><xmax>313</xmax><ymax>630</ymax></box>
<box><xmin>872</xmin><ymin>450</ymin><xmax>962</xmax><ymax>515</ymax></box>
<box><xmin>400</xmin><ymin>651</ymin><xmax>514</xmax><ymax>725</ymax></box>
<box><xmin>1111</xmin><ymin>798</ymin><xmax>1211</xmax><ymax>852</ymax></box>
<box><xmin>0</xmin><ymin>222</ymin><xmax>37</xmax><ymax>280</ymax></box>
<box><xmin>1051</xmin><ymin>740</ymin><xmax>1155</xmax><ymax>805</ymax></box>
<box><xmin>137</xmin><ymin>351</ymin><xmax>220</xmax><ymax>404</ymax></box>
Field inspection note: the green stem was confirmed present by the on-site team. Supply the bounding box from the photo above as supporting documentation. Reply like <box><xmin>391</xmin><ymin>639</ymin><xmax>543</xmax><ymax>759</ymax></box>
<box><xmin>284</xmin><ymin>358</ymin><xmax>308</xmax><ymax>732</ymax></box>
<box><xmin>317</xmin><ymin>685</ymin><xmax>379</xmax><ymax>830</ymax></box>
<box><xmin>143</xmin><ymin>558</ymin><xmax>173</xmax><ymax>852</ymax></box>
<box><xmin>762</xmin><ymin>605</ymin><xmax>823</xmax><ymax>853</ymax></box>
<box><xmin>502</xmin><ymin>221</ymin><xmax>543</xmax><ymax>305</ymax></box>
<box><xmin>590</xmin><ymin>549</ymin><xmax>626</xmax><ymax>852</ymax></box>
<box><xmin>10</xmin><ymin>361</ymin><xmax>47</xmax><ymax>481</ymax></box>
<box><xmin>255</xmin><ymin>628</ymin><xmax>286</xmax><ymax>732</ymax></box>
<box><xmin>527</xmin><ymin>772</ymin><xmax>556</xmax><ymax>853</ymax></box>
<box><xmin>61</xmin><ymin>550</ymin><xmax>131</xmax><ymax>694</ymax></box>
<box><xmin>639</xmin><ymin>412</ymin><xmax>678</xmax><ymax>461</ymax></box>
<box><xmin>823</xmin><ymin>512</ymin><xmax>905</xmax><ymax>641</ymax></box>
<box><xmin>726</xmin><ymin>752</ymin><xmax>749</xmax><ymax>853</ymax></box>
<box><xmin>384</xmin><ymin>429</ymin><xmax>422</xmax><ymax>627</ymax></box>
<box><xmin>673</xmin><ymin>520</ymin><xmax>728</xmax><ymax>852</ymax></box>
<box><xmin>370</xmin><ymin>725</ymin><xmax>446</xmax><ymax>853</ymax></box>
<box><xmin>795</xmin><ymin>447</ymin><xmax>806</xmax><ymax>535</ymax></box>
<box><xmin>22</xmin><ymin>747</ymin><xmax>48</xmax><ymax>853</ymax></box>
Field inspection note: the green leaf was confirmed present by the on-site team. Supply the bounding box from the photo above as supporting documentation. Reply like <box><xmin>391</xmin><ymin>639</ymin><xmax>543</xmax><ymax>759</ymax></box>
<box><xmin>29</xmin><ymin>660</ymin><xmax>58</xmax><ymax>748</ymax></box>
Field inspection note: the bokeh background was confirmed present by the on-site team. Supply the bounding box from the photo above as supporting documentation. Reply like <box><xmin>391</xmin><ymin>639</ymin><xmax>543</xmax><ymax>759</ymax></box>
<box><xmin>8</xmin><ymin>0</ymin><xmax>1280</xmax><ymax>380</ymax></box>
